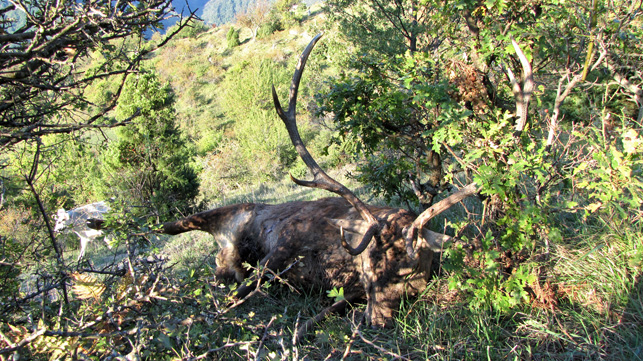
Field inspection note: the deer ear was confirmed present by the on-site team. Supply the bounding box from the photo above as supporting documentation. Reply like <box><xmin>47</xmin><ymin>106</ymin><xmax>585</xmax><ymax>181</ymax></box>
<box><xmin>418</xmin><ymin>228</ymin><xmax>451</xmax><ymax>252</ymax></box>
<box><xmin>326</xmin><ymin>218</ymin><xmax>371</xmax><ymax>235</ymax></box>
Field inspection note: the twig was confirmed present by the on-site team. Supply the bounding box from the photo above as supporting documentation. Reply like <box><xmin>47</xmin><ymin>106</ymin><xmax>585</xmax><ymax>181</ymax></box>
<box><xmin>292</xmin><ymin>311</ymin><xmax>301</xmax><ymax>348</ymax></box>
<box><xmin>218</xmin><ymin>259</ymin><xmax>301</xmax><ymax>315</ymax></box>
<box><xmin>341</xmin><ymin>310</ymin><xmax>365</xmax><ymax>361</ymax></box>
<box><xmin>254</xmin><ymin>316</ymin><xmax>276</xmax><ymax>361</ymax></box>
<box><xmin>22</xmin><ymin>141</ymin><xmax>69</xmax><ymax>306</ymax></box>
<box><xmin>0</xmin><ymin>260</ymin><xmax>23</xmax><ymax>267</ymax></box>
<box><xmin>192</xmin><ymin>341</ymin><xmax>256</xmax><ymax>360</ymax></box>
<box><xmin>261</xmin><ymin>259</ymin><xmax>301</xmax><ymax>293</ymax></box>
<box><xmin>353</xmin><ymin>327</ymin><xmax>412</xmax><ymax>361</ymax></box>
<box><xmin>0</xmin><ymin>329</ymin><xmax>15</xmax><ymax>348</ymax></box>
<box><xmin>0</xmin><ymin>313</ymin><xmax>213</xmax><ymax>356</ymax></box>
<box><xmin>1</xmin><ymin>282</ymin><xmax>62</xmax><ymax>315</ymax></box>
<box><xmin>77</xmin><ymin>268</ymin><xmax>125</xmax><ymax>276</ymax></box>
<box><xmin>0</xmin><ymin>328</ymin><xmax>46</xmax><ymax>355</ymax></box>
<box><xmin>0</xmin><ymin>316</ymin><xmax>176</xmax><ymax>355</ymax></box>
<box><xmin>218</xmin><ymin>280</ymin><xmax>266</xmax><ymax>315</ymax></box>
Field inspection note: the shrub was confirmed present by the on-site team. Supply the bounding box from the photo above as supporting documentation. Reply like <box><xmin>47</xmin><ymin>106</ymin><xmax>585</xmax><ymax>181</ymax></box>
<box><xmin>101</xmin><ymin>71</ymin><xmax>201</xmax><ymax>220</ymax></box>
<box><xmin>257</xmin><ymin>17</ymin><xmax>283</xmax><ymax>39</ymax></box>
<box><xmin>226</xmin><ymin>26</ymin><xmax>240</xmax><ymax>48</ymax></box>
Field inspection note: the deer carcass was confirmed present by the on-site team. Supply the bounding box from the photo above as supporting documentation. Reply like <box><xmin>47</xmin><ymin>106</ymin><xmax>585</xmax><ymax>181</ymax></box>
<box><xmin>160</xmin><ymin>34</ymin><xmax>479</xmax><ymax>340</ymax></box>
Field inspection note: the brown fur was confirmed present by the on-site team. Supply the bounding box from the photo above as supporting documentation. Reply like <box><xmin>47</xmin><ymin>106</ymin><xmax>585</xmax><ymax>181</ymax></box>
<box><xmin>161</xmin><ymin>197</ymin><xmax>434</xmax><ymax>329</ymax></box>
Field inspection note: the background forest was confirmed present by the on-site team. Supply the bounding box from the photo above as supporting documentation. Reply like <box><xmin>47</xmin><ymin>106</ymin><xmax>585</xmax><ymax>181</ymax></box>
<box><xmin>1</xmin><ymin>0</ymin><xmax>643</xmax><ymax>360</ymax></box>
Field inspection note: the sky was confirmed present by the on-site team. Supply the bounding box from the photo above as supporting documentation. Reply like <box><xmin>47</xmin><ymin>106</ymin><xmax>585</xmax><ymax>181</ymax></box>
<box><xmin>155</xmin><ymin>0</ymin><xmax>210</xmax><ymax>33</ymax></box>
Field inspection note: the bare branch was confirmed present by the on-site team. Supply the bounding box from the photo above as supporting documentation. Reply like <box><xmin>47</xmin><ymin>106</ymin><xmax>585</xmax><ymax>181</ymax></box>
<box><xmin>0</xmin><ymin>0</ymin><xmax>197</xmax><ymax>149</ymax></box>
<box><xmin>546</xmin><ymin>71</ymin><xmax>583</xmax><ymax>150</ymax></box>
<box><xmin>546</xmin><ymin>45</ymin><xmax>607</xmax><ymax>151</ymax></box>
<box><xmin>0</xmin><ymin>328</ymin><xmax>47</xmax><ymax>356</ymax></box>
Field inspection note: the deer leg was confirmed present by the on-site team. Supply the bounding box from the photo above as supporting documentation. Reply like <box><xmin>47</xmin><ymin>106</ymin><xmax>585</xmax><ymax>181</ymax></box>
<box><xmin>233</xmin><ymin>280</ymin><xmax>259</xmax><ymax>300</ymax></box>
<box><xmin>295</xmin><ymin>299</ymin><xmax>348</xmax><ymax>343</ymax></box>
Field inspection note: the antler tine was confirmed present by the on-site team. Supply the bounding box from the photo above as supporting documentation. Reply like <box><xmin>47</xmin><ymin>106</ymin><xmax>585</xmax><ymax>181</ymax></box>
<box><xmin>405</xmin><ymin>182</ymin><xmax>480</xmax><ymax>260</ymax></box>
<box><xmin>273</xmin><ymin>34</ymin><xmax>380</xmax><ymax>255</ymax></box>
<box><xmin>340</xmin><ymin>224</ymin><xmax>379</xmax><ymax>256</ymax></box>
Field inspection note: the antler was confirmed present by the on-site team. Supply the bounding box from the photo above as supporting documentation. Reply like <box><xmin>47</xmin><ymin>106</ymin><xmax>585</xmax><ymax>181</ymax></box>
<box><xmin>405</xmin><ymin>182</ymin><xmax>480</xmax><ymax>260</ymax></box>
<box><xmin>272</xmin><ymin>34</ymin><xmax>380</xmax><ymax>255</ymax></box>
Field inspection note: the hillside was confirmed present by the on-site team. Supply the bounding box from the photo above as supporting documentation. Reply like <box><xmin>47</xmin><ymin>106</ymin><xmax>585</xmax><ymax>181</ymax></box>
<box><xmin>148</xmin><ymin>4</ymin><xmax>333</xmax><ymax>205</ymax></box>
<box><xmin>159</xmin><ymin>0</ymin><xmax>323</xmax><ymax>32</ymax></box>
<box><xmin>202</xmin><ymin>0</ymin><xmax>324</xmax><ymax>25</ymax></box>
<box><xmin>201</xmin><ymin>0</ymin><xmax>256</xmax><ymax>25</ymax></box>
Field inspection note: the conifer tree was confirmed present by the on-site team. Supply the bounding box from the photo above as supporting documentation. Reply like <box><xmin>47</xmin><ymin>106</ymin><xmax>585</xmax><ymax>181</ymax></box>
<box><xmin>102</xmin><ymin>71</ymin><xmax>200</xmax><ymax>220</ymax></box>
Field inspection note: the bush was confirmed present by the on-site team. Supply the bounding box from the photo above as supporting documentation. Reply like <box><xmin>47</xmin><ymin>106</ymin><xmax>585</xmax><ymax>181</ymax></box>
<box><xmin>226</xmin><ymin>26</ymin><xmax>240</xmax><ymax>48</ymax></box>
<box><xmin>257</xmin><ymin>17</ymin><xmax>283</xmax><ymax>39</ymax></box>
<box><xmin>101</xmin><ymin>71</ymin><xmax>201</xmax><ymax>220</ymax></box>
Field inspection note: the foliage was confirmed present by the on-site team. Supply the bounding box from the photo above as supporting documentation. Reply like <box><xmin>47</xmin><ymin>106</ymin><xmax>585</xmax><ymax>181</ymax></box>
<box><xmin>325</xmin><ymin>0</ymin><xmax>430</xmax><ymax>55</ymax></box>
<box><xmin>256</xmin><ymin>16</ymin><xmax>283</xmax><ymax>39</ymax></box>
<box><xmin>273</xmin><ymin>0</ymin><xmax>307</xmax><ymax>28</ymax></box>
<box><xmin>226</xmin><ymin>26</ymin><xmax>241</xmax><ymax>48</ymax></box>
<box><xmin>319</xmin><ymin>51</ymin><xmax>463</xmax><ymax>207</ymax></box>
<box><xmin>322</xmin><ymin>0</ymin><xmax>643</xmax><ymax>314</ymax></box>
<box><xmin>101</xmin><ymin>71</ymin><xmax>200</xmax><ymax>220</ymax></box>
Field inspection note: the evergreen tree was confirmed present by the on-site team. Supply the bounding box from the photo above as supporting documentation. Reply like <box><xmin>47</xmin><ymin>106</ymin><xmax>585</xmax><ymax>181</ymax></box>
<box><xmin>102</xmin><ymin>71</ymin><xmax>200</xmax><ymax>220</ymax></box>
<box><xmin>226</xmin><ymin>26</ymin><xmax>241</xmax><ymax>48</ymax></box>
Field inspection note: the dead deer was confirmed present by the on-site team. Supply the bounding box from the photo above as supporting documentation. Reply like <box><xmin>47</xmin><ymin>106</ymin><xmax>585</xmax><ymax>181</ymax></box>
<box><xmin>160</xmin><ymin>34</ymin><xmax>479</xmax><ymax>341</ymax></box>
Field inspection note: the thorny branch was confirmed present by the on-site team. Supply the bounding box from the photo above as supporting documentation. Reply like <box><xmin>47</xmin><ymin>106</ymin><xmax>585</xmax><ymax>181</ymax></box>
<box><xmin>215</xmin><ymin>258</ymin><xmax>301</xmax><ymax>315</ymax></box>
<box><xmin>0</xmin><ymin>0</ymin><xmax>197</xmax><ymax>150</ymax></box>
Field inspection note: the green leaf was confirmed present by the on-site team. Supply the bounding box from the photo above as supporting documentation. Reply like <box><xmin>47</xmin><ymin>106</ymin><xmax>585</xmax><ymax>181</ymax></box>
<box><xmin>326</xmin><ymin>287</ymin><xmax>345</xmax><ymax>302</ymax></box>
